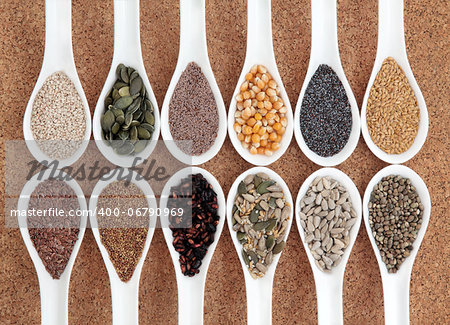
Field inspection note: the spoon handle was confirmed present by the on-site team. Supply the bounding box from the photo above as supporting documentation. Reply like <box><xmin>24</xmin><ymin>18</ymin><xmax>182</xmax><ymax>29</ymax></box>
<box><xmin>245</xmin><ymin>276</ymin><xmax>273</xmax><ymax>325</ymax></box>
<box><xmin>110</xmin><ymin>281</ymin><xmax>139</xmax><ymax>325</ymax></box>
<box><xmin>310</xmin><ymin>0</ymin><xmax>339</xmax><ymax>64</ymax></box>
<box><xmin>246</xmin><ymin>0</ymin><xmax>275</xmax><ymax>63</ymax></box>
<box><xmin>179</xmin><ymin>0</ymin><xmax>208</xmax><ymax>62</ymax></box>
<box><xmin>177</xmin><ymin>277</ymin><xmax>205</xmax><ymax>325</ymax></box>
<box><xmin>382</xmin><ymin>275</ymin><xmax>410</xmax><ymax>325</ymax></box>
<box><xmin>315</xmin><ymin>275</ymin><xmax>343</xmax><ymax>325</ymax></box>
<box><xmin>43</xmin><ymin>0</ymin><xmax>74</xmax><ymax>67</ymax></box>
<box><xmin>39</xmin><ymin>279</ymin><xmax>69</xmax><ymax>325</ymax></box>
<box><xmin>377</xmin><ymin>0</ymin><xmax>407</xmax><ymax>57</ymax></box>
<box><xmin>113</xmin><ymin>0</ymin><xmax>142</xmax><ymax>63</ymax></box>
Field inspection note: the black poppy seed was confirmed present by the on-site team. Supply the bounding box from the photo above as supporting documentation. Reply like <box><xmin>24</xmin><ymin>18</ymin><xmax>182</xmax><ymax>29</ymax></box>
<box><xmin>300</xmin><ymin>64</ymin><xmax>352</xmax><ymax>157</ymax></box>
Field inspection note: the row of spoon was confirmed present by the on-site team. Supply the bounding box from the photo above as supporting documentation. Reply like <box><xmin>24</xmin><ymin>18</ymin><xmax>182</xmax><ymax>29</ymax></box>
<box><xmin>23</xmin><ymin>0</ymin><xmax>428</xmax><ymax>169</ymax></box>
<box><xmin>18</xmin><ymin>164</ymin><xmax>430</xmax><ymax>325</ymax></box>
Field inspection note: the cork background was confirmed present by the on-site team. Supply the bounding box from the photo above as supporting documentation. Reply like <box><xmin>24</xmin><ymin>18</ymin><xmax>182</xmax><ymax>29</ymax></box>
<box><xmin>0</xmin><ymin>0</ymin><xmax>448</xmax><ymax>324</ymax></box>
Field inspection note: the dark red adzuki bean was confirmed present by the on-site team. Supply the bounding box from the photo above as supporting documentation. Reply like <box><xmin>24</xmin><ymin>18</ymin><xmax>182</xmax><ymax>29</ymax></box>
<box><xmin>168</xmin><ymin>173</ymin><xmax>219</xmax><ymax>277</ymax></box>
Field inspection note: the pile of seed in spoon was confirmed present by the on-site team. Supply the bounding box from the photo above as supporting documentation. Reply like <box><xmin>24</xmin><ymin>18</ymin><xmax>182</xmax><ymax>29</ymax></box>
<box><xmin>27</xmin><ymin>179</ymin><xmax>81</xmax><ymax>279</ymax></box>
<box><xmin>300</xmin><ymin>64</ymin><xmax>352</xmax><ymax>157</ymax></box>
<box><xmin>231</xmin><ymin>173</ymin><xmax>290</xmax><ymax>278</ymax></box>
<box><xmin>101</xmin><ymin>63</ymin><xmax>156</xmax><ymax>155</ymax></box>
<box><xmin>168</xmin><ymin>174</ymin><xmax>220</xmax><ymax>277</ymax></box>
<box><xmin>368</xmin><ymin>175</ymin><xmax>424</xmax><ymax>273</ymax></box>
<box><xmin>299</xmin><ymin>176</ymin><xmax>357</xmax><ymax>271</ymax></box>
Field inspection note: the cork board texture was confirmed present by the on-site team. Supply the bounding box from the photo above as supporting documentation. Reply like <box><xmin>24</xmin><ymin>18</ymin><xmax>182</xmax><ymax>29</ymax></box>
<box><xmin>0</xmin><ymin>0</ymin><xmax>448</xmax><ymax>324</ymax></box>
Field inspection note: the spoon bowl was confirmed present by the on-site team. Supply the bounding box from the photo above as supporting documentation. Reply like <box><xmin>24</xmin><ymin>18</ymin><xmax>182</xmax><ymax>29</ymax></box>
<box><xmin>92</xmin><ymin>0</ymin><xmax>160</xmax><ymax>168</ymax></box>
<box><xmin>23</xmin><ymin>0</ymin><xmax>91</xmax><ymax>168</ymax></box>
<box><xmin>228</xmin><ymin>0</ymin><xmax>293</xmax><ymax>166</ymax></box>
<box><xmin>161</xmin><ymin>0</ymin><xmax>227</xmax><ymax>165</ymax></box>
<box><xmin>361</xmin><ymin>0</ymin><xmax>428</xmax><ymax>164</ymax></box>
<box><xmin>294</xmin><ymin>0</ymin><xmax>360</xmax><ymax>167</ymax></box>
<box><xmin>295</xmin><ymin>168</ymin><xmax>361</xmax><ymax>324</ymax></box>
<box><xmin>227</xmin><ymin>166</ymin><xmax>293</xmax><ymax>325</ymax></box>
<box><xmin>18</xmin><ymin>169</ymin><xmax>87</xmax><ymax>325</ymax></box>
<box><xmin>363</xmin><ymin>164</ymin><xmax>430</xmax><ymax>324</ymax></box>
<box><xmin>160</xmin><ymin>167</ymin><xmax>226</xmax><ymax>325</ymax></box>
<box><xmin>89</xmin><ymin>168</ymin><xmax>157</xmax><ymax>325</ymax></box>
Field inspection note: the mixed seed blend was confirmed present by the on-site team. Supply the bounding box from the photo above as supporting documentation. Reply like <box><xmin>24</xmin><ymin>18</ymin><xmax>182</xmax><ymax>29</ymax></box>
<box><xmin>231</xmin><ymin>173</ymin><xmax>290</xmax><ymax>278</ymax></box>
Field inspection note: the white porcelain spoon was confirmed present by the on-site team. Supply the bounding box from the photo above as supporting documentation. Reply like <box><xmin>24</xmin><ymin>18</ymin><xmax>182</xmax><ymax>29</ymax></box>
<box><xmin>89</xmin><ymin>168</ymin><xmax>157</xmax><ymax>325</ymax></box>
<box><xmin>228</xmin><ymin>0</ymin><xmax>294</xmax><ymax>166</ymax></box>
<box><xmin>23</xmin><ymin>0</ymin><xmax>91</xmax><ymax>168</ymax></box>
<box><xmin>93</xmin><ymin>0</ymin><xmax>160</xmax><ymax>168</ymax></box>
<box><xmin>363</xmin><ymin>165</ymin><xmax>431</xmax><ymax>325</ymax></box>
<box><xmin>160</xmin><ymin>0</ymin><xmax>227</xmax><ymax>165</ymax></box>
<box><xmin>361</xmin><ymin>0</ymin><xmax>429</xmax><ymax>164</ymax></box>
<box><xmin>18</xmin><ymin>169</ymin><xmax>87</xmax><ymax>325</ymax></box>
<box><xmin>294</xmin><ymin>0</ymin><xmax>360</xmax><ymax>167</ymax></box>
<box><xmin>160</xmin><ymin>167</ymin><xmax>225</xmax><ymax>325</ymax></box>
<box><xmin>227</xmin><ymin>167</ymin><xmax>293</xmax><ymax>325</ymax></box>
<box><xmin>295</xmin><ymin>168</ymin><xmax>362</xmax><ymax>325</ymax></box>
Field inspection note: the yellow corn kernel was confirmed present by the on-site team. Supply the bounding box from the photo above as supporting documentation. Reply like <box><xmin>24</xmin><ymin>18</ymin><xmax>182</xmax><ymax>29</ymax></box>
<box><xmin>268</xmin><ymin>79</ymin><xmax>277</xmax><ymax>89</ymax></box>
<box><xmin>245</xmin><ymin>135</ymin><xmax>251</xmax><ymax>143</ymax></box>
<box><xmin>258</xmin><ymin>65</ymin><xmax>267</xmax><ymax>74</ymax></box>
<box><xmin>273</xmin><ymin>100</ymin><xmax>283</xmax><ymax>110</ymax></box>
<box><xmin>276</xmin><ymin>134</ymin><xmax>283</xmax><ymax>142</ymax></box>
<box><xmin>269</xmin><ymin>132</ymin><xmax>278</xmax><ymax>141</ymax></box>
<box><xmin>243</xmin><ymin>91</ymin><xmax>251</xmax><ymax>100</ymax></box>
<box><xmin>251</xmin><ymin>99</ymin><xmax>258</xmax><ymax>107</ymax></box>
<box><xmin>264</xmin><ymin>149</ymin><xmax>273</xmax><ymax>156</ymax></box>
<box><xmin>250</xmin><ymin>65</ymin><xmax>258</xmax><ymax>74</ymax></box>
<box><xmin>260</xmin><ymin>139</ymin><xmax>268</xmax><ymax>147</ymax></box>
<box><xmin>240</xmin><ymin>81</ymin><xmax>249</xmax><ymax>92</ymax></box>
<box><xmin>237</xmin><ymin>132</ymin><xmax>245</xmax><ymax>141</ymax></box>
<box><xmin>236</xmin><ymin>118</ymin><xmax>245</xmax><ymax>125</ymax></box>
<box><xmin>249</xmin><ymin>90</ymin><xmax>256</xmax><ymax>98</ymax></box>
<box><xmin>273</xmin><ymin>122</ymin><xmax>282</xmax><ymax>131</ymax></box>
<box><xmin>279</xmin><ymin>106</ymin><xmax>288</xmax><ymax>114</ymax></box>
<box><xmin>251</xmin><ymin>134</ymin><xmax>261</xmax><ymax>143</ymax></box>
<box><xmin>264</xmin><ymin>101</ymin><xmax>273</xmax><ymax>110</ymax></box>
<box><xmin>259</xmin><ymin>108</ymin><xmax>268</xmax><ymax>116</ymax></box>
<box><xmin>245</xmin><ymin>73</ymin><xmax>253</xmax><ymax>81</ymax></box>
<box><xmin>281</xmin><ymin>117</ymin><xmax>288</xmax><ymax>127</ymax></box>
<box><xmin>250</xmin><ymin>146</ymin><xmax>258</xmax><ymax>155</ymax></box>
<box><xmin>247</xmin><ymin>117</ymin><xmax>257</xmax><ymax>127</ymax></box>
<box><xmin>252</xmin><ymin>86</ymin><xmax>261</xmax><ymax>94</ymax></box>
<box><xmin>267</xmin><ymin>119</ymin><xmax>275</xmax><ymax>126</ymax></box>
<box><xmin>266</xmin><ymin>112</ymin><xmax>275</xmax><ymax>121</ymax></box>
<box><xmin>257</xmin><ymin>147</ymin><xmax>265</xmax><ymax>154</ymax></box>
<box><xmin>243</xmin><ymin>99</ymin><xmax>252</xmax><ymax>109</ymax></box>
<box><xmin>271</xmin><ymin>142</ymin><xmax>280</xmax><ymax>151</ymax></box>
<box><xmin>241</xmin><ymin>141</ymin><xmax>249</xmax><ymax>149</ymax></box>
<box><xmin>252</xmin><ymin>123</ymin><xmax>261</xmax><ymax>133</ymax></box>
<box><xmin>234</xmin><ymin>123</ymin><xmax>242</xmax><ymax>133</ymax></box>
<box><xmin>266</xmin><ymin>88</ymin><xmax>276</xmax><ymax>97</ymax></box>
<box><xmin>261</xmin><ymin>74</ymin><xmax>269</xmax><ymax>83</ymax></box>
<box><xmin>236</xmin><ymin>94</ymin><xmax>243</xmax><ymax>102</ymax></box>
<box><xmin>243</xmin><ymin>125</ymin><xmax>253</xmax><ymax>135</ymax></box>
<box><xmin>256</xmin><ymin>79</ymin><xmax>265</xmax><ymax>89</ymax></box>
<box><xmin>277</xmin><ymin>127</ymin><xmax>286</xmax><ymax>135</ymax></box>
<box><xmin>242</xmin><ymin>107</ymin><xmax>252</xmax><ymax>119</ymax></box>
<box><xmin>256</xmin><ymin>92</ymin><xmax>265</xmax><ymax>101</ymax></box>
<box><xmin>254</xmin><ymin>113</ymin><xmax>262</xmax><ymax>120</ymax></box>
<box><xmin>236</xmin><ymin>102</ymin><xmax>244</xmax><ymax>110</ymax></box>
<box><xmin>261</xmin><ymin>132</ymin><xmax>269</xmax><ymax>140</ymax></box>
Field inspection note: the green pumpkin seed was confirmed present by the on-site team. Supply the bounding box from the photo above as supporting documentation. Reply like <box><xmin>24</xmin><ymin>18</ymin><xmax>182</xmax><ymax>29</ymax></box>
<box><xmin>115</xmin><ymin>96</ymin><xmax>133</xmax><ymax>109</ymax></box>
<box><xmin>248</xmin><ymin>251</ymin><xmax>259</xmax><ymax>264</ymax></box>
<box><xmin>133</xmin><ymin>140</ymin><xmax>147</xmax><ymax>153</ymax></box>
<box><xmin>137</xmin><ymin>127</ymin><xmax>151</xmax><ymax>140</ymax></box>
<box><xmin>236</xmin><ymin>232</ymin><xmax>246</xmax><ymax>241</ymax></box>
<box><xmin>118</xmin><ymin>86</ymin><xmax>130</xmax><ymax>97</ymax></box>
<box><xmin>250</xmin><ymin>209</ymin><xmax>259</xmax><ymax>223</ymax></box>
<box><xmin>257</xmin><ymin>181</ymin><xmax>275</xmax><ymax>194</ymax></box>
<box><xmin>104</xmin><ymin>97</ymin><xmax>113</xmax><ymax>107</ymax></box>
<box><xmin>242</xmin><ymin>249</ymin><xmax>250</xmax><ymax>266</ymax></box>
<box><xmin>129</xmin><ymin>71</ymin><xmax>139</xmax><ymax>82</ymax></box>
<box><xmin>127</xmin><ymin>67</ymin><xmax>134</xmax><ymax>77</ymax></box>
<box><xmin>130</xmin><ymin>126</ymin><xmax>138</xmax><ymax>140</ymax></box>
<box><xmin>133</xmin><ymin>110</ymin><xmax>142</xmax><ymax>120</ymax></box>
<box><xmin>130</xmin><ymin>76</ymin><xmax>143</xmax><ymax>96</ymax></box>
<box><xmin>140</xmin><ymin>84</ymin><xmax>146</xmax><ymax>97</ymax></box>
<box><xmin>265</xmin><ymin>218</ymin><xmax>278</xmax><ymax>232</ymax></box>
<box><xmin>120</xmin><ymin>67</ymin><xmax>129</xmax><ymax>83</ymax></box>
<box><xmin>272</xmin><ymin>241</ymin><xmax>286</xmax><ymax>254</ymax></box>
<box><xmin>238</xmin><ymin>181</ymin><xmax>247</xmax><ymax>195</ymax></box>
<box><xmin>118</xmin><ymin>130</ymin><xmax>129</xmax><ymax>140</ymax></box>
<box><xmin>112</xmin><ymin>88</ymin><xmax>120</xmax><ymax>100</ymax></box>
<box><xmin>266</xmin><ymin>235</ymin><xmax>275</xmax><ymax>249</ymax></box>
<box><xmin>116</xmin><ymin>141</ymin><xmax>134</xmax><ymax>155</ymax></box>
<box><xmin>254</xmin><ymin>220</ymin><xmax>270</xmax><ymax>231</ymax></box>
<box><xmin>127</xmin><ymin>98</ymin><xmax>141</xmax><ymax>114</ymax></box>
<box><xmin>140</xmin><ymin>123</ymin><xmax>154</xmax><ymax>132</ymax></box>
<box><xmin>125</xmin><ymin>112</ymin><xmax>133</xmax><ymax>126</ymax></box>
<box><xmin>116</xmin><ymin>115</ymin><xmax>125</xmax><ymax>124</ymax></box>
<box><xmin>116</xmin><ymin>64</ymin><xmax>125</xmax><ymax>77</ymax></box>
<box><xmin>145</xmin><ymin>99</ymin><xmax>154</xmax><ymax>112</ymax></box>
<box><xmin>102</xmin><ymin>110</ymin><xmax>115</xmax><ymax>131</ymax></box>
<box><xmin>144</xmin><ymin>111</ymin><xmax>155</xmax><ymax>124</ymax></box>
<box><xmin>111</xmin><ymin>122</ymin><xmax>120</xmax><ymax>134</ymax></box>
<box><xmin>269</xmin><ymin>197</ymin><xmax>277</xmax><ymax>209</ymax></box>
<box><xmin>254</xmin><ymin>175</ymin><xmax>262</xmax><ymax>188</ymax></box>
<box><xmin>113</xmin><ymin>81</ymin><xmax>128</xmax><ymax>89</ymax></box>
